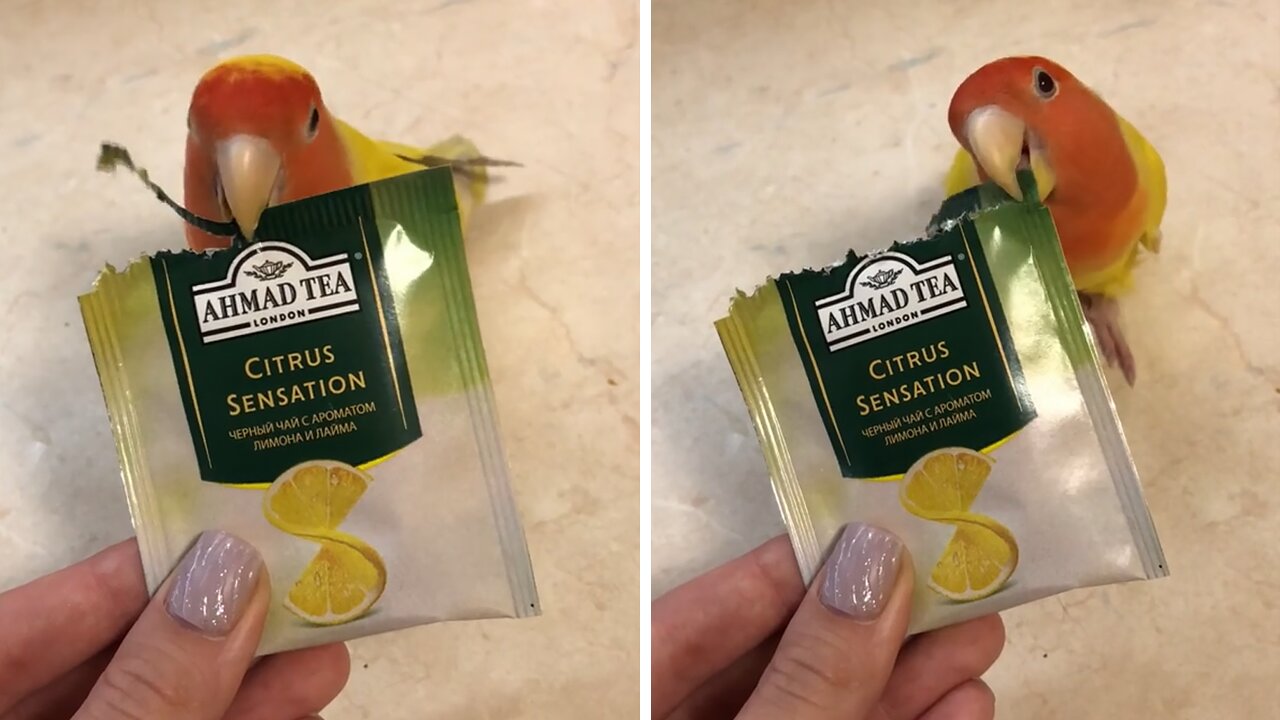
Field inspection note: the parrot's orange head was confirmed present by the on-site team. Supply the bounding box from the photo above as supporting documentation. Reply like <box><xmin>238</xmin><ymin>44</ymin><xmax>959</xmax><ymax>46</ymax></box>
<box><xmin>947</xmin><ymin>56</ymin><xmax>1116</xmax><ymax>202</ymax></box>
<box><xmin>185</xmin><ymin>54</ymin><xmax>349</xmax><ymax>242</ymax></box>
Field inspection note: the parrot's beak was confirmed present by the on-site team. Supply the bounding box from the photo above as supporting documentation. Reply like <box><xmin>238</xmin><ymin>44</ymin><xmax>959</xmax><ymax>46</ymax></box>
<box><xmin>215</xmin><ymin>135</ymin><xmax>283</xmax><ymax>240</ymax></box>
<box><xmin>964</xmin><ymin>106</ymin><xmax>1055</xmax><ymax>201</ymax></box>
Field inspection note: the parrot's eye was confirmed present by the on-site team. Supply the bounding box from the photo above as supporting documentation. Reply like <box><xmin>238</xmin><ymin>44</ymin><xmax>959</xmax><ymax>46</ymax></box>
<box><xmin>1033</xmin><ymin>68</ymin><xmax>1057</xmax><ymax>99</ymax></box>
<box><xmin>305</xmin><ymin>106</ymin><xmax>320</xmax><ymax>141</ymax></box>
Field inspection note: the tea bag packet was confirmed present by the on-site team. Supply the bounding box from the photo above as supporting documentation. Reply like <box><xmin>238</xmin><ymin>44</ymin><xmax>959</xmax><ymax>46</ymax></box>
<box><xmin>80</xmin><ymin>164</ymin><xmax>539</xmax><ymax>654</ymax></box>
<box><xmin>716</xmin><ymin>173</ymin><xmax>1166</xmax><ymax>634</ymax></box>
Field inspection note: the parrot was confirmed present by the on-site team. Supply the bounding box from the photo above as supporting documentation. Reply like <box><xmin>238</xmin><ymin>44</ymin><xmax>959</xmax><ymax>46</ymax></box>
<box><xmin>183</xmin><ymin>54</ymin><xmax>506</xmax><ymax>250</ymax></box>
<box><xmin>944</xmin><ymin>56</ymin><xmax>1166</xmax><ymax>386</ymax></box>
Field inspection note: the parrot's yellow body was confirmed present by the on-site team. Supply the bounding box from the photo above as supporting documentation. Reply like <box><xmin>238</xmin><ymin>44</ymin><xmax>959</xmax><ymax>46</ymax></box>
<box><xmin>184</xmin><ymin>55</ymin><xmax>495</xmax><ymax>249</ymax></box>
<box><xmin>945</xmin><ymin>56</ymin><xmax>1167</xmax><ymax>384</ymax></box>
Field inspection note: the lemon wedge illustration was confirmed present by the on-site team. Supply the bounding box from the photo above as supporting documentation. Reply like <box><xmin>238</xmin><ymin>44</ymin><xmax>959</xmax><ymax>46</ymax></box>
<box><xmin>282</xmin><ymin>537</ymin><xmax>387</xmax><ymax>625</ymax></box>
<box><xmin>925</xmin><ymin>517</ymin><xmax>1019</xmax><ymax>602</ymax></box>
<box><xmin>901</xmin><ymin>448</ymin><xmax>1018</xmax><ymax>602</ymax></box>
<box><xmin>900</xmin><ymin>448</ymin><xmax>991</xmax><ymax>516</ymax></box>
<box><xmin>264</xmin><ymin>461</ymin><xmax>386</xmax><ymax>625</ymax></box>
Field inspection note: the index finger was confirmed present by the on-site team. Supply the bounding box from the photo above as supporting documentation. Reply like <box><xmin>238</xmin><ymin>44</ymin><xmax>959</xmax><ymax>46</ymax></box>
<box><xmin>652</xmin><ymin>536</ymin><xmax>805</xmax><ymax>718</ymax></box>
<box><xmin>0</xmin><ymin>538</ymin><xmax>148</xmax><ymax>713</ymax></box>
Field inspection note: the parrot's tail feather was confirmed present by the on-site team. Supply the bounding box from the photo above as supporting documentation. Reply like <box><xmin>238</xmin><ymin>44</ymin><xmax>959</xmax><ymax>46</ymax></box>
<box><xmin>393</xmin><ymin>152</ymin><xmax>520</xmax><ymax>208</ymax></box>
<box><xmin>394</xmin><ymin>153</ymin><xmax>523</xmax><ymax>171</ymax></box>
<box><xmin>380</xmin><ymin>133</ymin><xmax>517</xmax><ymax>215</ymax></box>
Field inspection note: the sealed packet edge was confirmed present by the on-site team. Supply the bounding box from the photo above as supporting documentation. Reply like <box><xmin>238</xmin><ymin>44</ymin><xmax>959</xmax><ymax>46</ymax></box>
<box><xmin>715</xmin><ymin>289</ymin><xmax>823</xmax><ymax>577</ymax></box>
<box><xmin>1021</xmin><ymin>206</ymin><xmax>1169</xmax><ymax>580</ymax></box>
<box><xmin>425</xmin><ymin>194</ymin><xmax>542</xmax><ymax>617</ymax></box>
<box><xmin>79</xmin><ymin>259</ymin><xmax>172</xmax><ymax>591</ymax></box>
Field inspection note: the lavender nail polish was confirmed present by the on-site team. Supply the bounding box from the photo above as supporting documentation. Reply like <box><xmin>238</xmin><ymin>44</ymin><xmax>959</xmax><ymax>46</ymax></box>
<box><xmin>820</xmin><ymin>523</ymin><xmax>903</xmax><ymax>622</ymax></box>
<box><xmin>166</xmin><ymin>530</ymin><xmax>263</xmax><ymax>636</ymax></box>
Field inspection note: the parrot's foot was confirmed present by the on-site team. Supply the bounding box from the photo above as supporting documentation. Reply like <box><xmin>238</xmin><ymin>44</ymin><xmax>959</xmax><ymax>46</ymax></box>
<box><xmin>1079</xmin><ymin>293</ymin><xmax>1136</xmax><ymax>386</ymax></box>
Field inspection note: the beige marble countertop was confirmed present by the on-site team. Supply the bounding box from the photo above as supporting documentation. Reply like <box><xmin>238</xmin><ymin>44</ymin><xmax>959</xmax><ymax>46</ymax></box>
<box><xmin>0</xmin><ymin>0</ymin><xmax>638</xmax><ymax>717</ymax></box>
<box><xmin>654</xmin><ymin>0</ymin><xmax>1278</xmax><ymax>717</ymax></box>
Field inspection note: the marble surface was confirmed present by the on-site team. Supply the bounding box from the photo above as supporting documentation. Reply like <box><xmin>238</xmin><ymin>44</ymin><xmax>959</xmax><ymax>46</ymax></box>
<box><xmin>0</xmin><ymin>0</ymin><xmax>638</xmax><ymax>717</ymax></box>
<box><xmin>653</xmin><ymin>0</ymin><xmax>1278</xmax><ymax>717</ymax></box>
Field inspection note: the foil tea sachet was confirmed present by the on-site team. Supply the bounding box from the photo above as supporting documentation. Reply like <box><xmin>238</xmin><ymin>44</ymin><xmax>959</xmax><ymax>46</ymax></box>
<box><xmin>715</xmin><ymin>173</ymin><xmax>1166</xmax><ymax>634</ymax></box>
<box><xmin>80</xmin><ymin>162</ymin><xmax>539</xmax><ymax>654</ymax></box>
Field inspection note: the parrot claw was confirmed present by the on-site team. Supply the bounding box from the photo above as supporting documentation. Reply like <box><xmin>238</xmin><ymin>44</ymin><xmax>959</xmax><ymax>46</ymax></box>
<box><xmin>1079</xmin><ymin>293</ymin><xmax>1136</xmax><ymax>386</ymax></box>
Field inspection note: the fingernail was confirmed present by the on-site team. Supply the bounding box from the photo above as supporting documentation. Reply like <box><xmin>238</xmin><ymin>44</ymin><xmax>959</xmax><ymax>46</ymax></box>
<box><xmin>166</xmin><ymin>530</ymin><xmax>263</xmax><ymax>636</ymax></box>
<box><xmin>820</xmin><ymin>523</ymin><xmax>903</xmax><ymax>622</ymax></box>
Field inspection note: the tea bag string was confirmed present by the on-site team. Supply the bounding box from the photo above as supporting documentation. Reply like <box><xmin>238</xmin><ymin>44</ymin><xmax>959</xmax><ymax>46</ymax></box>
<box><xmin>96</xmin><ymin>142</ymin><xmax>243</xmax><ymax>242</ymax></box>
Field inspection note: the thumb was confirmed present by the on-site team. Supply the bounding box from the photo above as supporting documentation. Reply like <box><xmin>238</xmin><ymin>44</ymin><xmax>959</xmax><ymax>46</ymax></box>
<box><xmin>74</xmin><ymin>530</ymin><xmax>269</xmax><ymax>720</ymax></box>
<box><xmin>739</xmin><ymin>523</ymin><xmax>913</xmax><ymax>720</ymax></box>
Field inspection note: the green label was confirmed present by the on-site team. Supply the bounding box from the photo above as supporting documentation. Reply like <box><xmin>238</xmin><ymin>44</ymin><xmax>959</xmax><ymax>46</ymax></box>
<box><xmin>778</xmin><ymin>220</ymin><xmax>1035</xmax><ymax>479</ymax></box>
<box><xmin>153</xmin><ymin>219</ymin><xmax>420</xmax><ymax>486</ymax></box>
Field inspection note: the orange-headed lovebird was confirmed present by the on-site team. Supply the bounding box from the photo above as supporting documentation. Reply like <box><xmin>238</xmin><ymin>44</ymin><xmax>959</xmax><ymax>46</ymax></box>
<box><xmin>184</xmin><ymin>54</ymin><xmax>498</xmax><ymax>250</ymax></box>
<box><xmin>945</xmin><ymin>56</ymin><xmax>1166</xmax><ymax>385</ymax></box>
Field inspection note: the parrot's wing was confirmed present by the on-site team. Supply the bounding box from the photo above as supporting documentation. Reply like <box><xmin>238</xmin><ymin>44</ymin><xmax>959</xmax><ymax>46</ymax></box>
<box><xmin>1115</xmin><ymin>113</ymin><xmax>1167</xmax><ymax>253</ymax></box>
<box><xmin>944</xmin><ymin>148</ymin><xmax>982</xmax><ymax>197</ymax></box>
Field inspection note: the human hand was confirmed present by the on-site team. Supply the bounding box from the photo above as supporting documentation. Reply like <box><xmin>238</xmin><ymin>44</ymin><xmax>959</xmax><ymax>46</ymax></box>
<box><xmin>653</xmin><ymin>525</ymin><xmax>1005</xmax><ymax>719</ymax></box>
<box><xmin>0</xmin><ymin>532</ymin><xmax>349</xmax><ymax>719</ymax></box>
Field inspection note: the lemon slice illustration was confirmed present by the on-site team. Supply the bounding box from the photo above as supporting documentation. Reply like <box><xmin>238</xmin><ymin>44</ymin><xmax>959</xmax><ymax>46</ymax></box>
<box><xmin>900</xmin><ymin>447</ymin><xmax>991</xmax><ymax>516</ymax></box>
<box><xmin>264</xmin><ymin>461</ymin><xmax>370</xmax><ymax>531</ymax></box>
<box><xmin>283</xmin><ymin>536</ymin><xmax>387</xmax><ymax>625</ymax></box>
<box><xmin>901</xmin><ymin>448</ymin><xmax>1019</xmax><ymax>603</ymax></box>
<box><xmin>264</xmin><ymin>460</ymin><xmax>387</xmax><ymax>625</ymax></box>
<box><xmin>926</xmin><ymin>517</ymin><xmax>1019</xmax><ymax>602</ymax></box>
